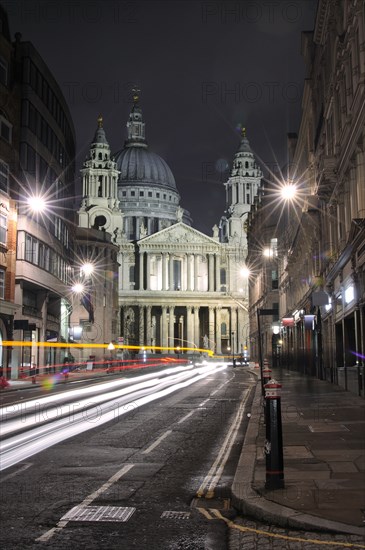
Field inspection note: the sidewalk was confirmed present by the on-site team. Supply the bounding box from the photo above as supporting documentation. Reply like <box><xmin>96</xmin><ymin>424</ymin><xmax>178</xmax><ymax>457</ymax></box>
<box><xmin>232</xmin><ymin>367</ymin><xmax>365</xmax><ymax>536</ymax></box>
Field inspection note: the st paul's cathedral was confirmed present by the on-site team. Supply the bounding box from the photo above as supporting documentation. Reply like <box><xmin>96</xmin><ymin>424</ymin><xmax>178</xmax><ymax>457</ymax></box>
<box><xmin>74</xmin><ymin>91</ymin><xmax>262</xmax><ymax>358</ymax></box>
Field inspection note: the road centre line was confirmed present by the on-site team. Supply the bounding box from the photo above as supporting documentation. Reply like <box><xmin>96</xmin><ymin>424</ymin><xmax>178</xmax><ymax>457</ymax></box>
<box><xmin>210</xmin><ymin>376</ymin><xmax>234</xmax><ymax>396</ymax></box>
<box><xmin>142</xmin><ymin>430</ymin><xmax>172</xmax><ymax>454</ymax></box>
<box><xmin>178</xmin><ymin>379</ymin><xmax>233</xmax><ymax>424</ymax></box>
<box><xmin>36</xmin><ymin>463</ymin><xmax>134</xmax><ymax>542</ymax></box>
<box><xmin>177</xmin><ymin>410</ymin><xmax>196</xmax><ymax>424</ymax></box>
<box><xmin>196</xmin><ymin>388</ymin><xmax>249</xmax><ymax>498</ymax></box>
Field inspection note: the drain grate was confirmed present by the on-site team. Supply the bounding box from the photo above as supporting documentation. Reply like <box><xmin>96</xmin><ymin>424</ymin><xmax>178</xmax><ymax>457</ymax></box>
<box><xmin>161</xmin><ymin>511</ymin><xmax>190</xmax><ymax>520</ymax></box>
<box><xmin>61</xmin><ymin>505</ymin><xmax>136</xmax><ymax>523</ymax></box>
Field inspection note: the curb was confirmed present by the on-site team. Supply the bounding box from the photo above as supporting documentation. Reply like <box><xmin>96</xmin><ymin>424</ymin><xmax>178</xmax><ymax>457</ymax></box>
<box><xmin>231</xmin><ymin>381</ymin><xmax>365</xmax><ymax>537</ymax></box>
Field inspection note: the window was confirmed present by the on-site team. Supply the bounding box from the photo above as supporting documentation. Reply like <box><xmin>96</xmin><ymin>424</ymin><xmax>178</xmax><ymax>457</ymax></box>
<box><xmin>156</xmin><ymin>193</ymin><xmax>160</xmax><ymax>198</ymax></box>
<box><xmin>271</xmin><ymin>270</ymin><xmax>278</xmax><ymax>290</ymax></box>
<box><xmin>122</xmin><ymin>191</ymin><xmax>126</xmax><ymax>197</ymax></box>
<box><xmin>0</xmin><ymin>115</ymin><xmax>12</xmax><ymax>143</ymax></box>
<box><xmin>0</xmin><ymin>269</ymin><xmax>4</xmax><ymax>299</ymax></box>
<box><xmin>0</xmin><ymin>213</ymin><xmax>6</xmax><ymax>245</ymax></box>
<box><xmin>129</xmin><ymin>265</ymin><xmax>135</xmax><ymax>287</ymax></box>
<box><xmin>0</xmin><ymin>160</ymin><xmax>9</xmax><ymax>192</ymax></box>
<box><xmin>131</xmin><ymin>191</ymin><xmax>135</xmax><ymax>197</ymax></box>
<box><xmin>148</xmin><ymin>191</ymin><xmax>152</xmax><ymax>197</ymax></box>
<box><xmin>140</xmin><ymin>191</ymin><xmax>144</xmax><ymax>197</ymax></box>
<box><xmin>0</xmin><ymin>56</ymin><xmax>8</xmax><ymax>86</ymax></box>
<box><xmin>221</xmin><ymin>322</ymin><xmax>227</xmax><ymax>336</ymax></box>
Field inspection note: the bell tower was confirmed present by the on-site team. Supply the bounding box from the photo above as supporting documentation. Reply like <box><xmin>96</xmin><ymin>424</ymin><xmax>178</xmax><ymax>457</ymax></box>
<box><xmin>78</xmin><ymin>116</ymin><xmax>122</xmax><ymax>236</ymax></box>
<box><xmin>219</xmin><ymin>128</ymin><xmax>262</xmax><ymax>249</ymax></box>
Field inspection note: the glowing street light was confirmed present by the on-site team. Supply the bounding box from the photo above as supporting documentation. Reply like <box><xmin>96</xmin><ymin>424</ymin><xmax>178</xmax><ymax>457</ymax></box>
<box><xmin>107</xmin><ymin>342</ymin><xmax>115</xmax><ymax>351</ymax></box>
<box><xmin>280</xmin><ymin>183</ymin><xmax>297</xmax><ymax>201</ymax></box>
<box><xmin>27</xmin><ymin>195</ymin><xmax>48</xmax><ymax>213</ymax></box>
<box><xmin>81</xmin><ymin>262</ymin><xmax>94</xmax><ymax>277</ymax></box>
<box><xmin>240</xmin><ymin>266</ymin><xmax>251</xmax><ymax>278</ymax></box>
<box><xmin>72</xmin><ymin>283</ymin><xmax>84</xmax><ymax>294</ymax></box>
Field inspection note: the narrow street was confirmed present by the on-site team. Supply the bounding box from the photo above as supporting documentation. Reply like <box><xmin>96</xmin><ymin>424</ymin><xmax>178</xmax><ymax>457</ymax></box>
<box><xmin>0</xmin><ymin>366</ymin><xmax>255</xmax><ymax>549</ymax></box>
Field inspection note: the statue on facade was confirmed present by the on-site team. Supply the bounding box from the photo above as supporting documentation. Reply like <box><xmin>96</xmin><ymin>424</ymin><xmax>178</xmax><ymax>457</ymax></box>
<box><xmin>176</xmin><ymin>206</ymin><xmax>184</xmax><ymax>222</ymax></box>
<box><xmin>140</xmin><ymin>222</ymin><xmax>147</xmax><ymax>238</ymax></box>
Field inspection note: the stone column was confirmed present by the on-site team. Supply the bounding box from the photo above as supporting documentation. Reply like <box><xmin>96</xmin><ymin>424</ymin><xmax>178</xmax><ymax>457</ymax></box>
<box><xmin>139</xmin><ymin>306</ymin><xmax>145</xmax><ymax>346</ymax></box>
<box><xmin>169</xmin><ymin>306</ymin><xmax>175</xmax><ymax>348</ymax></box>
<box><xmin>146</xmin><ymin>253</ymin><xmax>151</xmax><ymax>291</ymax></box>
<box><xmin>209</xmin><ymin>306</ymin><xmax>215</xmax><ymax>353</ymax></box>
<box><xmin>194</xmin><ymin>306</ymin><xmax>200</xmax><ymax>348</ymax></box>
<box><xmin>208</xmin><ymin>253</ymin><xmax>214</xmax><ymax>291</ymax></box>
<box><xmin>215</xmin><ymin>253</ymin><xmax>220</xmax><ymax>292</ymax></box>
<box><xmin>139</xmin><ymin>251</ymin><xmax>144</xmax><ymax>290</ymax></box>
<box><xmin>186</xmin><ymin>306</ymin><xmax>194</xmax><ymax>353</ymax></box>
<box><xmin>146</xmin><ymin>306</ymin><xmax>152</xmax><ymax>348</ymax></box>
<box><xmin>161</xmin><ymin>306</ymin><xmax>168</xmax><ymax>349</ymax></box>
<box><xmin>169</xmin><ymin>253</ymin><xmax>174</xmax><ymax>290</ymax></box>
<box><xmin>187</xmin><ymin>254</ymin><xmax>192</xmax><ymax>291</ymax></box>
<box><xmin>194</xmin><ymin>254</ymin><xmax>199</xmax><ymax>291</ymax></box>
<box><xmin>162</xmin><ymin>253</ymin><xmax>167</xmax><ymax>291</ymax></box>
<box><xmin>215</xmin><ymin>306</ymin><xmax>222</xmax><ymax>354</ymax></box>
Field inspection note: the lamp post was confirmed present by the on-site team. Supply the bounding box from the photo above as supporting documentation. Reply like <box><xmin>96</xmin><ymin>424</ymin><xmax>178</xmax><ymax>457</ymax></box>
<box><xmin>231</xmin><ymin>331</ymin><xmax>235</xmax><ymax>367</ymax></box>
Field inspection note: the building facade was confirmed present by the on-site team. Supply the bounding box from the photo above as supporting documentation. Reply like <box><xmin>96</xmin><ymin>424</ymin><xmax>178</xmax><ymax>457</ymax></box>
<box><xmin>1</xmin><ymin>7</ymin><xmax>79</xmax><ymax>377</ymax></box>
<box><xmin>248</xmin><ymin>0</ymin><xmax>365</xmax><ymax>397</ymax></box>
<box><xmin>78</xmin><ymin>96</ymin><xmax>262</xmax><ymax>358</ymax></box>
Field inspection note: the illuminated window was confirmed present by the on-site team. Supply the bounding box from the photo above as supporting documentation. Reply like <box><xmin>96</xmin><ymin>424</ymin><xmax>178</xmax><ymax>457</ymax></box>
<box><xmin>0</xmin><ymin>213</ymin><xmax>6</xmax><ymax>244</ymax></box>
<box><xmin>0</xmin><ymin>269</ymin><xmax>4</xmax><ymax>299</ymax></box>
<box><xmin>0</xmin><ymin>115</ymin><xmax>12</xmax><ymax>143</ymax></box>
<box><xmin>345</xmin><ymin>285</ymin><xmax>354</xmax><ymax>304</ymax></box>
<box><xmin>0</xmin><ymin>160</ymin><xmax>9</xmax><ymax>192</ymax></box>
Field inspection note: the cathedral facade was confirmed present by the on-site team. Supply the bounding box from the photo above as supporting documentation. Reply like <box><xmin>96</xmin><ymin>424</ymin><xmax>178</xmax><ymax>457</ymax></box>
<box><xmin>77</xmin><ymin>94</ymin><xmax>261</xmax><ymax>358</ymax></box>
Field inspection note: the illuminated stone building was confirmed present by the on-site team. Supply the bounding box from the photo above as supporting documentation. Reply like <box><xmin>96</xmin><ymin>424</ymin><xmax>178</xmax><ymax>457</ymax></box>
<box><xmin>78</xmin><ymin>95</ymin><xmax>262</xmax><ymax>358</ymax></box>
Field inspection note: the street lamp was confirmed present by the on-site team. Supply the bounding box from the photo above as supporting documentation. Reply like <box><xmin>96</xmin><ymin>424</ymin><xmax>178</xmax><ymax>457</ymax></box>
<box><xmin>27</xmin><ymin>195</ymin><xmax>47</xmax><ymax>213</ymax></box>
<box><xmin>231</xmin><ymin>331</ymin><xmax>235</xmax><ymax>367</ymax></box>
<box><xmin>280</xmin><ymin>183</ymin><xmax>297</xmax><ymax>201</ymax></box>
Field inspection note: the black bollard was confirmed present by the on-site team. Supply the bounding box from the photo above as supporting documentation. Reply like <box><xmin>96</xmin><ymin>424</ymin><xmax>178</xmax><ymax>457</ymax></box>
<box><xmin>264</xmin><ymin>379</ymin><xmax>284</xmax><ymax>490</ymax></box>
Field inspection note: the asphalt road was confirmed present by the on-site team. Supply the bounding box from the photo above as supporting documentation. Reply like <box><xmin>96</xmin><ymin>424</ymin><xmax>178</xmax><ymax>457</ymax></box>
<box><xmin>0</xmin><ymin>365</ymin><xmax>256</xmax><ymax>549</ymax></box>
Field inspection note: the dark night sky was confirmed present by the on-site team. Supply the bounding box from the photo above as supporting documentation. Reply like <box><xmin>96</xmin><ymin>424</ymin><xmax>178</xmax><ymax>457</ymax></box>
<box><xmin>5</xmin><ymin>0</ymin><xmax>317</xmax><ymax>234</ymax></box>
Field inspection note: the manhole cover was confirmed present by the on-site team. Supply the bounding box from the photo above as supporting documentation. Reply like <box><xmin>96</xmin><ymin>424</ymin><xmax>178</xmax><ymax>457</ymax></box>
<box><xmin>161</xmin><ymin>511</ymin><xmax>190</xmax><ymax>520</ymax></box>
<box><xmin>61</xmin><ymin>505</ymin><xmax>136</xmax><ymax>522</ymax></box>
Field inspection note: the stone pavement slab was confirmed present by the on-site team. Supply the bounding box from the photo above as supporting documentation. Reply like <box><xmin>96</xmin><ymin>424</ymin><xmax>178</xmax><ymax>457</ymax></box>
<box><xmin>231</xmin><ymin>368</ymin><xmax>365</xmax><ymax>536</ymax></box>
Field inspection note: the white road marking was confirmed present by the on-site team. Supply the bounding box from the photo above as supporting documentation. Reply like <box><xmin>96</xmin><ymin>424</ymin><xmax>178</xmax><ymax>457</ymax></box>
<box><xmin>36</xmin><ymin>463</ymin><xmax>134</xmax><ymax>542</ymax></box>
<box><xmin>196</xmin><ymin>388</ymin><xmax>249</xmax><ymax>498</ymax></box>
<box><xmin>142</xmin><ymin>430</ymin><xmax>172</xmax><ymax>454</ymax></box>
<box><xmin>177</xmin><ymin>410</ymin><xmax>195</xmax><ymax>424</ymax></box>
<box><xmin>0</xmin><ymin>462</ymin><xmax>32</xmax><ymax>482</ymax></box>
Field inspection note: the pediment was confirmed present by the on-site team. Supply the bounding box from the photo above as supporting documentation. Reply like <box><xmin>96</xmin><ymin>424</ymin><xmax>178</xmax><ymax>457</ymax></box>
<box><xmin>138</xmin><ymin>222</ymin><xmax>221</xmax><ymax>249</ymax></box>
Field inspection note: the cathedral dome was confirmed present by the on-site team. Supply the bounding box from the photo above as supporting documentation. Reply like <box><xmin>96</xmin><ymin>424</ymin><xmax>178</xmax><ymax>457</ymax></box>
<box><xmin>114</xmin><ymin>93</ymin><xmax>176</xmax><ymax>190</ymax></box>
<box><xmin>114</xmin><ymin>146</ymin><xmax>176</xmax><ymax>189</ymax></box>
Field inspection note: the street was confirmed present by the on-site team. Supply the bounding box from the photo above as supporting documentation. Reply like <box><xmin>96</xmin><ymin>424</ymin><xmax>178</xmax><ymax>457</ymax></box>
<box><xmin>0</xmin><ymin>364</ymin><xmax>255</xmax><ymax>549</ymax></box>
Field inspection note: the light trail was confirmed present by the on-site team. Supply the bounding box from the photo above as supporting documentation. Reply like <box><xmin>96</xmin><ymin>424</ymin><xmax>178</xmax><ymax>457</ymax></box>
<box><xmin>0</xmin><ymin>363</ymin><xmax>227</xmax><ymax>471</ymax></box>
